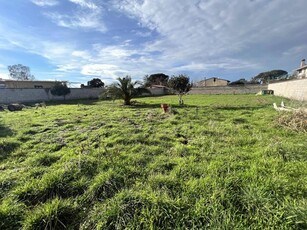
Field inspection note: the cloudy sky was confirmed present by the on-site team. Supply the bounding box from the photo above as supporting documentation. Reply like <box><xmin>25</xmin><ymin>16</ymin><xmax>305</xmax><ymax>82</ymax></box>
<box><xmin>0</xmin><ymin>0</ymin><xmax>306</xmax><ymax>85</ymax></box>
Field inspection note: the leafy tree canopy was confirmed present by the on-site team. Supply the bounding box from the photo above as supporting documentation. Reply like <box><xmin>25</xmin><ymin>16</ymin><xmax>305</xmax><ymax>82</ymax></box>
<box><xmin>143</xmin><ymin>73</ymin><xmax>169</xmax><ymax>87</ymax></box>
<box><xmin>8</xmin><ymin>64</ymin><xmax>35</xmax><ymax>80</ymax></box>
<box><xmin>229</xmin><ymin>78</ymin><xmax>247</xmax><ymax>85</ymax></box>
<box><xmin>168</xmin><ymin>74</ymin><xmax>192</xmax><ymax>105</ymax></box>
<box><xmin>87</xmin><ymin>78</ymin><xmax>104</xmax><ymax>88</ymax></box>
<box><xmin>50</xmin><ymin>82</ymin><xmax>71</xmax><ymax>99</ymax></box>
<box><xmin>105</xmin><ymin>76</ymin><xmax>150</xmax><ymax>105</ymax></box>
<box><xmin>252</xmin><ymin>70</ymin><xmax>288</xmax><ymax>83</ymax></box>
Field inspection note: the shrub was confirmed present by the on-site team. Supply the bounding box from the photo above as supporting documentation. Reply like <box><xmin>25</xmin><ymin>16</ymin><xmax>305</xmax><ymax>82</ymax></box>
<box><xmin>50</xmin><ymin>82</ymin><xmax>71</xmax><ymax>99</ymax></box>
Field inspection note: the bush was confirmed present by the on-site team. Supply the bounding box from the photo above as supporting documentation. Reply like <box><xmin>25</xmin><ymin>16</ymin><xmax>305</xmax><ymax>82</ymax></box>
<box><xmin>50</xmin><ymin>82</ymin><xmax>71</xmax><ymax>99</ymax></box>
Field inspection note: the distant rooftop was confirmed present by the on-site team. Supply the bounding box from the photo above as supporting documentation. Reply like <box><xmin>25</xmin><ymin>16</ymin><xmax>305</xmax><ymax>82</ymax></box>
<box><xmin>0</xmin><ymin>79</ymin><xmax>67</xmax><ymax>83</ymax></box>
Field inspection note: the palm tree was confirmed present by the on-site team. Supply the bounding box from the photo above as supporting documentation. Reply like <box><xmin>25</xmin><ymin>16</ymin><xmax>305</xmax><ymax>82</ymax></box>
<box><xmin>106</xmin><ymin>76</ymin><xmax>149</xmax><ymax>105</ymax></box>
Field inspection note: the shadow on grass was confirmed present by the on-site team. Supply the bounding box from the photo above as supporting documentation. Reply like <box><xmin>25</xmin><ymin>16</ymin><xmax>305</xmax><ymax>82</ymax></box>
<box><xmin>0</xmin><ymin>124</ymin><xmax>14</xmax><ymax>137</ymax></box>
<box><xmin>28</xmin><ymin>99</ymin><xmax>100</xmax><ymax>107</ymax></box>
<box><xmin>214</xmin><ymin>105</ymin><xmax>264</xmax><ymax>111</ymax></box>
<box><xmin>128</xmin><ymin>101</ymin><xmax>199</xmax><ymax>109</ymax></box>
<box><xmin>0</xmin><ymin>141</ymin><xmax>20</xmax><ymax>161</ymax></box>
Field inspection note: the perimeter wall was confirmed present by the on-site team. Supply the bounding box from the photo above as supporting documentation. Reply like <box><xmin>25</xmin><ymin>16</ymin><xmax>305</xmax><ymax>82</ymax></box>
<box><xmin>268</xmin><ymin>79</ymin><xmax>307</xmax><ymax>101</ymax></box>
<box><xmin>1</xmin><ymin>79</ymin><xmax>306</xmax><ymax>104</ymax></box>
<box><xmin>0</xmin><ymin>88</ymin><xmax>105</xmax><ymax>104</ymax></box>
<box><xmin>189</xmin><ymin>85</ymin><xmax>268</xmax><ymax>95</ymax></box>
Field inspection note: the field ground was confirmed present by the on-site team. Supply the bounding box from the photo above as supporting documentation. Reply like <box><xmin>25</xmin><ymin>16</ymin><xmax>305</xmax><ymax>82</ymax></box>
<box><xmin>0</xmin><ymin>94</ymin><xmax>306</xmax><ymax>229</ymax></box>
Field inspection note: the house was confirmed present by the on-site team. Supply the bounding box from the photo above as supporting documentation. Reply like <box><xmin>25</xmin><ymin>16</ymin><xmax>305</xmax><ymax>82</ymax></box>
<box><xmin>0</xmin><ymin>79</ymin><xmax>67</xmax><ymax>89</ymax></box>
<box><xmin>295</xmin><ymin>59</ymin><xmax>307</xmax><ymax>79</ymax></box>
<box><xmin>195</xmin><ymin>77</ymin><xmax>230</xmax><ymax>87</ymax></box>
<box><xmin>146</xmin><ymin>85</ymin><xmax>170</xmax><ymax>95</ymax></box>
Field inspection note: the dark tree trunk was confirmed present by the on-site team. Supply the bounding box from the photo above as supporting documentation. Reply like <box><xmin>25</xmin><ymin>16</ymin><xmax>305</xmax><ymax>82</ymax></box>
<box><xmin>124</xmin><ymin>95</ymin><xmax>131</xmax><ymax>105</ymax></box>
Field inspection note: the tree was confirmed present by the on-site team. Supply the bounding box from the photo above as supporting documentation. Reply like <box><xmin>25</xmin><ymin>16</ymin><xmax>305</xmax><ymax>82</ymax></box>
<box><xmin>143</xmin><ymin>73</ymin><xmax>169</xmax><ymax>87</ymax></box>
<box><xmin>252</xmin><ymin>70</ymin><xmax>288</xmax><ymax>83</ymax></box>
<box><xmin>8</xmin><ymin>64</ymin><xmax>35</xmax><ymax>80</ymax></box>
<box><xmin>105</xmin><ymin>76</ymin><xmax>150</xmax><ymax>105</ymax></box>
<box><xmin>229</xmin><ymin>78</ymin><xmax>247</xmax><ymax>85</ymax></box>
<box><xmin>87</xmin><ymin>78</ymin><xmax>104</xmax><ymax>88</ymax></box>
<box><xmin>168</xmin><ymin>74</ymin><xmax>192</xmax><ymax>105</ymax></box>
<box><xmin>50</xmin><ymin>82</ymin><xmax>71</xmax><ymax>100</ymax></box>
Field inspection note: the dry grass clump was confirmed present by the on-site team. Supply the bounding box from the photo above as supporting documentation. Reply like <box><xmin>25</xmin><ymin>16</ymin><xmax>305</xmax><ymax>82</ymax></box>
<box><xmin>277</xmin><ymin>109</ymin><xmax>307</xmax><ymax>132</ymax></box>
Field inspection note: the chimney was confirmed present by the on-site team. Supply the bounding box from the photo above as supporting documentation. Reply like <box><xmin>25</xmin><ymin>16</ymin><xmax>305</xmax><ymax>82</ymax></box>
<box><xmin>300</xmin><ymin>59</ymin><xmax>306</xmax><ymax>68</ymax></box>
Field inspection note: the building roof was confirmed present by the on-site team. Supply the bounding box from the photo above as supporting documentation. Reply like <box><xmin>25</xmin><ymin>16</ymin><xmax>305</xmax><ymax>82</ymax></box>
<box><xmin>148</xmin><ymin>84</ymin><xmax>169</xmax><ymax>88</ymax></box>
<box><xmin>296</xmin><ymin>65</ymin><xmax>307</xmax><ymax>71</ymax></box>
<box><xmin>199</xmin><ymin>77</ymin><xmax>230</xmax><ymax>82</ymax></box>
<box><xmin>0</xmin><ymin>79</ymin><xmax>67</xmax><ymax>83</ymax></box>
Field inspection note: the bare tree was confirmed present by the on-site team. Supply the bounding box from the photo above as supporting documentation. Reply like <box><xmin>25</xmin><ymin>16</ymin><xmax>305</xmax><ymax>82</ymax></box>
<box><xmin>8</xmin><ymin>64</ymin><xmax>35</xmax><ymax>80</ymax></box>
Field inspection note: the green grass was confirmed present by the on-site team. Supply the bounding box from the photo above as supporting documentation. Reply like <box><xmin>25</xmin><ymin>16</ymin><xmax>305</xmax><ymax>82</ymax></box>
<box><xmin>0</xmin><ymin>94</ymin><xmax>306</xmax><ymax>229</ymax></box>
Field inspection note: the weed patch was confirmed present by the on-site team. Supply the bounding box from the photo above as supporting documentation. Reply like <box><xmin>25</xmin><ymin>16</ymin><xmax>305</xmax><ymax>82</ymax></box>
<box><xmin>277</xmin><ymin>110</ymin><xmax>307</xmax><ymax>132</ymax></box>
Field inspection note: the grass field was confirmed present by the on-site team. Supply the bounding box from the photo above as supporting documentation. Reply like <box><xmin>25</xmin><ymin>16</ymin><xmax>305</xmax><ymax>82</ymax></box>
<box><xmin>0</xmin><ymin>94</ymin><xmax>306</xmax><ymax>229</ymax></box>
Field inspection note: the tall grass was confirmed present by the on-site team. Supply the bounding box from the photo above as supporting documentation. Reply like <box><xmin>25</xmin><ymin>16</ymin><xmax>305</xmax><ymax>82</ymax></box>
<box><xmin>0</xmin><ymin>95</ymin><xmax>306</xmax><ymax>229</ymax></box>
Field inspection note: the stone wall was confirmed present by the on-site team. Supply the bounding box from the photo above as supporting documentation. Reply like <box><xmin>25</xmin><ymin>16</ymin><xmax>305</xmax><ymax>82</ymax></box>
<box><xmin>0</xmin><ymin>88</ymin><xmax>105</xmax><ymax>104</ymax></box>
<box><xmin>268</xmin><ymin>79</ymin><xmax>307</xmax><ymax>101</ymax></box>
<box><xmin>147</xmin><ymin>87</ymin><xmax>169</xmax><ymax>95</ymax></box>
<box><xmin>190</xmin><ymin>85</ymin><xmax>268</xmax><ymax>95</ymax></box>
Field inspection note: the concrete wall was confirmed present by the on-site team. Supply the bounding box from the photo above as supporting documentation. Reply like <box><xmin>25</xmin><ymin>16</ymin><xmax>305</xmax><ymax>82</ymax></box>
<box><xmin>2</xmin><ymin>80</ymin><xmax>304</xmax><ymax>103</ymax></box>
<box><xmin>190</xmin><ymin>85</ymin><xmax>268</xmax><ymax>95</ymax></box>
<box><xmin>0</xmin><ymin>80</ymin><xmax>63</xmax><ymax>89</ymax></box>
<box><xmin>0</xmin><ymin>88</ymin><xmax>105</xmax><ymax>104</ymax></box>
<box><xmin>268</xmin><ymin>79</ymin><xmax>307</xmax><ymax>101</ymax></box>
<box><xmin>147</xmin><ymin>87</ymin><xmax>169</xmax><ymax>95</ymax></box>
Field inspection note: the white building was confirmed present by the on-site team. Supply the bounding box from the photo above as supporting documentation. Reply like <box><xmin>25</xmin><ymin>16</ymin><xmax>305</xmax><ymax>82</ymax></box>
<box><xmin>296</xmin><ymin>59</ymin><xmax>307</xmax><ymax>79</ymax></box>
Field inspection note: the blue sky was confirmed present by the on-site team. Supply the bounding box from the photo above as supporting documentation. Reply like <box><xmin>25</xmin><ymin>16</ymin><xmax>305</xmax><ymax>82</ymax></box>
<box><xmin>0</xmin><ymin>0</ymin><xmax>306</xmax><ymax>86</ymax></box>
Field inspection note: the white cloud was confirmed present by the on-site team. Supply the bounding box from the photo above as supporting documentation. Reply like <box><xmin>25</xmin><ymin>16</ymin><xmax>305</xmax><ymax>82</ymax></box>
<box><xmin>42</xmin><ymin>0</ymin><xmax>106</xmax><ymax>32</ymax></box>
<box><xmin>69</xmin><ymin>0</ymin><xmax>98</xmax><ymax>10</ymax></box>
<box><xmin>113</xmin><ymin>0</ymin><xmax>307</xmax><ymax>75</ymax></box>
<box><xmin>72</xmin><ymin>50</ymin><xmax>92</xmax><ymax>60</ymax></box>
<box><xmin>0</xmin><ymin>65</ymin><xmax>8</xmax><ymax>79</ymax></box>
<box><xmin>283</xmin><ymin>45</ymin><xmax>307</xmax><ymax>57</ymax></box>
<box><xmin>56</xmin><ymin>63</ymin><xmax>81</xmax><ymax>72</ymax></box>
<box><xmin>38</xmin><ymin>41</ymin><xmax>75</xmax><ymax>60</ymax></box>
<box><xmin>0</xmin><ymin>62</ymin><xmax>9</xmax><ymax>79</ymax></box>
<box><xmin>2</xmin><ymin>0</ymin><xmax>307</xmax><ymax>84</ymax></box>
<box><xmin>94</xmin><ymin>45</ymin><xmax>135</xmax><ymax>59</ymax></box>
<box><xmin>0</xmin><ymin>72</ymin><xmax>8</xmax><ymax>79</ymax></box>
<box><xmin>0</xmin><ymin>22</ymin><xmax>80</xmax><ymax>77</ymax></box>
<box><xmin>81</xmin><ymin>64</ymin><xmax>125</xmax><ymax>78</ymax></box>
<box><xmin>44</xmin><ymin>10</ymin><xmax>106</xmax><ymax>32</ymax></box>
<box><xmin>31</xmin><ymin>0</ymin><xmax>59</xmax><ymax>7</ymax></box>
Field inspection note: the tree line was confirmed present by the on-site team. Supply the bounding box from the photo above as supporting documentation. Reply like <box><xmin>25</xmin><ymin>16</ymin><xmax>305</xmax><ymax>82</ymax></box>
<box><xmin>6</xmin><ymin>64</ymin><xmax>192</xmax><ymax>105</ymax></box>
